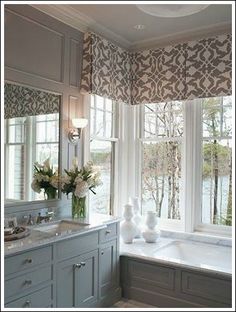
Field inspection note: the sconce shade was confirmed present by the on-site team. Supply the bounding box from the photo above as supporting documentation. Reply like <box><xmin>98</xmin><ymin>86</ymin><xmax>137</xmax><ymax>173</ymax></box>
<box><xmin>72</xmin><ymin>118</ymin><xmax>88</xmax><ymax>129</ymax></box>
<box><xmin>68</xmin><ymin>118</ymin><xmax>88</xmax><ymax>144</ymax></box>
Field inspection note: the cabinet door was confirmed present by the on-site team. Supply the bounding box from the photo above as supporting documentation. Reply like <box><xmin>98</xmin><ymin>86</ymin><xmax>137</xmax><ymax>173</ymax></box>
<box><xmin>56</xmin><ymin>250</ymin><xmax>98</xmax><ymax>308</ymax></box>
<box><xmin>99</xmin><ymin>239</ymin><xmax>118</xmax><ymax>299</ymax></box>
<box><xmin>75</xmin><ymin>250</ymin><xmax>98</xmax><ymax>307</ymax></box>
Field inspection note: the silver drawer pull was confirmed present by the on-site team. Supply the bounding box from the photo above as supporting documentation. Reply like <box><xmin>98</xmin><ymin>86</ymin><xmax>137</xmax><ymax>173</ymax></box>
<box><xmin>26</xmin><ymin>258</ymin><xmax>32</xmax><ymax>263</ymax></box>
<box><xmin>74</xmin><ymin>263</ymin><xmax>81</xmax><ymax>269</ymax></box>
<box><xmin>24</xmin><ymin>300</ymin><xmax>31</xmax><ymax>306</ymax></box>
<box><xmin>101</xmin><ymin>251</ymin><xmax>104</xmax><ymax>255</ymax></box>
<box><xmin>105</xmin><ymin>230</ymin><xmax>111</xmax><ymax>234</ymax></box>
<box><xmin>24</xmin><ymin>280</ymin><xmax>32</xmax><ymax>285</ymax></box>
<box><xmin>80</xmin><ymin>262</ymin><xmax>86</xmax><ymax>266</ymax></box>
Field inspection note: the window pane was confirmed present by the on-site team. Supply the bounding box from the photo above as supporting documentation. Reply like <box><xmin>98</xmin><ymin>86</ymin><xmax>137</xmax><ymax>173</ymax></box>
<box><xmin>105</xmin><ymin>111</ymin><xmax>112</xmax><ymax>137</ymax></box>
<box><xmin>96</xmin><ymin>95</ymin><xmax>104</xmax><ymax>110</ymax></box>
<box><xmin>202</xmin><ymin>139</ymin><xmax>232</xmax><ymax>226</ymax></box>
<box><xmin>144</xmin><ymin>102</ymin><xmax>183</xmax><ymax>138</ymax></box>
<box><xmin>36</xmin><ymin>114</ymin><xmax>59</xmax><ymax>142</ymax></box>
<box><xmin>90</xmin><ymin>95</ymin><xmax>115</xmax><ymax>139</ymax></box>
<box><xmin>35</xmin><ymin>143</ymin><xmax>59</xmax><ymax>171</ymax></box>
<box><xmin>202</xmin><ymin>108</ymin><xmax>221</xmax><ymax>137</ymax></box>
<box><xmin>8</xmin><ymin>117</ymin><xmax>25</xmax><ymax>143</ymax></box>
<box><xmin>7</xmin><ymin>145</ymin><xmax>25</xmax><ymax>200</ymax></box>
<box><xmin>222</xmin><ymin>106</ymin><xmax>232</xmax><ymax>136</ymax></box>
<box><xmin>96</xmin><ymin>109</ymin><xmax>104</xmax><ymax>137</ymax></box>
<box><xmin>141</xmin><ymin>141</ymin><xmax>182</xmax><ymax>220</ymax></box>
<box><xmin>90</xmin><ymin>140</ymin><xmax>112</xmax><ymax>215</ymax></box>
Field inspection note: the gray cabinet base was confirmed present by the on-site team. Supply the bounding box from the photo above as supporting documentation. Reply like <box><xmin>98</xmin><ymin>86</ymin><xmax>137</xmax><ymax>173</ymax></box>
<box><xmin>96</xmin><ymin>287</ymin><xmax>122</xmax><ymax>307</ymax></box>
<box><xmin>121</xmin><ymin>256</ymin><xmax>232</xmax><ymax>308</ymax></box>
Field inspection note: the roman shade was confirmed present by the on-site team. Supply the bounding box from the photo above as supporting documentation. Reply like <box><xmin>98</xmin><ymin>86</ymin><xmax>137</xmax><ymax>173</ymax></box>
<box><xmin>80</xmin><ymin>32</ymin><xmax>232</xmax><ymax>105</ymax></box>
<box><xmin>4</xmin><ymin>83</ymin><xmax>60</xmax><ymax>119</ymax></box>
<box><xmin>80</xmin><ymin>32</ymin><xmax>131</xmax><ymax>104</ymax></box>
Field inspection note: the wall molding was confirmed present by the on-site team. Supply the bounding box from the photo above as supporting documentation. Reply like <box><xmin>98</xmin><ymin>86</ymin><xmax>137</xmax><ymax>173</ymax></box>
<box><xmin>31</xmin><ymin>4</ymin><xmax>231</xmax><ymax>52</ymax></box>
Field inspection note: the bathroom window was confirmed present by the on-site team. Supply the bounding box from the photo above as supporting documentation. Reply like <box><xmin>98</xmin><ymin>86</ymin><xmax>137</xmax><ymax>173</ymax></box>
<box><xmin>201</xmin><ymin>96</ymin><xmax>232</xmax><ymax>226</ymax></box>
<box><xmin>138</xmin><ymin>95</ymin><xmax>232</xmax><ymax>233</ymax></box>
<box><xmin>140</xmin><ymin>102</ymin><xmax>184</xmax><ymax>227</ymax></box>
<box><xmin>89</xmin><ymin>95</ymin><xmax>119</xmax><ymax>215</ymax></box>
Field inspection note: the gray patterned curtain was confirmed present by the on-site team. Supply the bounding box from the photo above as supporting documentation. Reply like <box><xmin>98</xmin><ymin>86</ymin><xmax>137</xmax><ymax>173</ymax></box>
<box><xmin>81</xmin><ymin>33</ymin><xmax>232</xmax><ymax>105</ymax></box>
<box><xmin>80</xmin><ymin>32</ymin><xmax>132</xmax><ymax>104</ymax></box>
<box><xmin>4</xmin><ymin>83</ymin><xmax>60</xmax><ymax>119</ymax></box>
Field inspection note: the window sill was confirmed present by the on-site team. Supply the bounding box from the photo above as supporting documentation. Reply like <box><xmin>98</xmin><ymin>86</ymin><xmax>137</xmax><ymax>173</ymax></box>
<box><xmin>160</xmin><ymin>229</ymin><xmax>232</xmax><ymax>247</ymax></box>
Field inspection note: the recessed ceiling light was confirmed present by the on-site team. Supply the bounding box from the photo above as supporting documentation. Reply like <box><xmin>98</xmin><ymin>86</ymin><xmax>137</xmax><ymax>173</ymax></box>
<box><xmin>134</xmin><ymin>24</ymin><xmax>146</xmax><ymax>30</ymax></box>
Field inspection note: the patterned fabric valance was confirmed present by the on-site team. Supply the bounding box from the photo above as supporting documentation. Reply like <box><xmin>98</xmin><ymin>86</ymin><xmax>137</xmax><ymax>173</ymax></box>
<box><xmin>80</xmin><ymin>32</ymin><xmax>131</xmax><ymax>104</ymax></box>
<box><xmin>80</xmin><ymin>33</ymin><xmax>232</xmax><ymax>105</ymax></box>
<box><xmin>4</xmin><ymin>83</ymin><xmax>60</xmax><ymax>119</ymax></box>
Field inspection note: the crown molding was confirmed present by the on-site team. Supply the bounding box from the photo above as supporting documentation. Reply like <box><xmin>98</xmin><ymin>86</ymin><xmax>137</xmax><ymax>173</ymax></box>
<box><xmin>31</xmin><ymin>5</ymin><xmax>231</xmax><ymax>52</ymax></box>
<box><xmin>31</xmin><ymin>4</ymin><xmax>130</xmax><ymax>49</ymax></box>
<box><xmin>129</xmin><ymin>22</ymin><xmax>232</xmax><ymax>51</ymax></box>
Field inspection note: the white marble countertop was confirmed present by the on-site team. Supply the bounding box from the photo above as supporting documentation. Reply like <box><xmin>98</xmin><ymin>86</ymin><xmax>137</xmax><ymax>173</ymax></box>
<box><xmin>120</xmin><ymin>237</ymin><xmax>232</xmax><ymax>277</ymax></box>
<box><xmin>4</xmin><ymin>214</ymin><xmax>121</xmax><ymax>256</ymax></box>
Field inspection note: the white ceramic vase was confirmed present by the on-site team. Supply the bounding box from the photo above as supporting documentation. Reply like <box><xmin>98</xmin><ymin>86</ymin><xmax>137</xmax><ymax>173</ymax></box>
<box><xmin>130</xmin><ymin>197</ymin><xmax>142</xmax><ymax>238</ymax></box>
<box><xmin>142</xmin><ymin>211</ymin><xmax>159</xmax><ymax>243</ymax></box>
<box><xmin>120</xmin><ymin>204</ymin><xmax>137</xmax><ymax>244</ymax></box>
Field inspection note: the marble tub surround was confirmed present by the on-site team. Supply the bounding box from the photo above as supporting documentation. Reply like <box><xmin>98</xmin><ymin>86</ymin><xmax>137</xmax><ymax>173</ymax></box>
<box><xmin>160</xmin><ymin>229</ymin><xmax>232</xmax><ymax>247</ymax></box>
<box><xmin>120</xmin><ymin>237</ymin><xmax>232</xmax><ymax>276</ymax></box>
<box><xmin>4</xmin><ymin>214</ymin><xmax>120</xmax><ymax>256</ymax></box>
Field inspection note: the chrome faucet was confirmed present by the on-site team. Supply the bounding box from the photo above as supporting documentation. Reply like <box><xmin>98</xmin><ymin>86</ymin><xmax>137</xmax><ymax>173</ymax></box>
<box><xmin>36</xmin><ymin>211</ymin><xmax>54</xmax><ymax>224</ymax></box>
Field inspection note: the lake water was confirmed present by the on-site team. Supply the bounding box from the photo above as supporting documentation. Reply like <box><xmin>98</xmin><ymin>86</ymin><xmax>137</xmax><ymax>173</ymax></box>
<box><xmin>90</xmin><ymin>171</ymin><xmax>230</xmax><ymax>224</ymax></box>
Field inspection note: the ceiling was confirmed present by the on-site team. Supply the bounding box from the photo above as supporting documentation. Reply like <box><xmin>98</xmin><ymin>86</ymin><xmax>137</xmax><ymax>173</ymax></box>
<box><xmin>32</xmin><ymin>3</ymin><xmax>232</xmax><ymax>51</ymax></box>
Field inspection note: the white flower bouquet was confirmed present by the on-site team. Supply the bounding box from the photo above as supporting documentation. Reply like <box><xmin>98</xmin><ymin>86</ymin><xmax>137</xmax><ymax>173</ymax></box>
<box><xmin>31</xmin><ymin>158</ymin><xmax>59</xmax><ymax>199</ymax></box>
<box><xmin>61</xmin><ymin>159</ymin><xmax>102</xmax><ymax>218</ymax></box>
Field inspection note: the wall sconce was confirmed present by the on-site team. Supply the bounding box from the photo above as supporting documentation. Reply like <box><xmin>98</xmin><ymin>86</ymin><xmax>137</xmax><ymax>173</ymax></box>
<box><xmin>68</xmin><ymin>118</ymin><xmax>88</xmax><ymax>144</ymax></box>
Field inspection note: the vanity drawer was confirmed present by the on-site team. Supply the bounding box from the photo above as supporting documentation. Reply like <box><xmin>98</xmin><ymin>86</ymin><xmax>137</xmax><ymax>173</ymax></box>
<box><xmin>5</xmin><ymin>265</ymin><xmax>52</xmax><ymax>300</ymax></box>
<box><xmin>5</xmin><ymin>285</ymin><xmax>52</xmax><ymax>308</ymax></box>
<box><xmin>56</xmin><ymin>232</ymin><xmax>99</xmax><ymax>260</ymax></box>
<box><xmin>5</xmin><ymin>246</ymin><xmax>52</xmax><ymax>276</ymax></box>
<box><xmin>99</xmin><ymin>223</ymin><xmax>117</xmax><ymax>243</ymax></box>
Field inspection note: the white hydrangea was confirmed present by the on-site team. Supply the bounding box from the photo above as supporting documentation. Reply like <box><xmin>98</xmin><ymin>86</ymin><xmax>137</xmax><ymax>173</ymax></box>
<box><xmin>50</xmin><ymin>176</ymin><xmax>59</xmax><ymax>189</ymax></box>
<box><xmin>31</xmin><ymin>179</ymin><xmax>41</xmax><ymax>193</ymax></box>
<box><xmin>61</xmin><ymin>175</ymin><xmax>71</xmax><ymax>188</ymax></box>
<box><xmin>74</xmin><ymin>180</ymin><xmax>89</xmax><ymax>198</ymax></box>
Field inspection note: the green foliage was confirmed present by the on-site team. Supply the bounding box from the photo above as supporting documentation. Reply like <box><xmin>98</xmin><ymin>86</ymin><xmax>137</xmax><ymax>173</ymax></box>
<box><xmin>202</xmin><ymin>142</ymin><xmax>231</xmax><ymax>178</ymax></box>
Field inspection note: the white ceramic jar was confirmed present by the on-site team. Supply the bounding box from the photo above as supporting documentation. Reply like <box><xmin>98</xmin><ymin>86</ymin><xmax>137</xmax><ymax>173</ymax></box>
<box><xmin>120</xmin><ymin>204</ymin><xmax>137</xmax><ymax>244</ymax></box>
<box><xmin>130</xmin><ymin>197</ymin><xmax>142</xmax><ymax>238</ymax></box>
<box><xmin>142</xmin><ymin>211</ymin><xmax>159</xmax><ymax>243</ymax></box>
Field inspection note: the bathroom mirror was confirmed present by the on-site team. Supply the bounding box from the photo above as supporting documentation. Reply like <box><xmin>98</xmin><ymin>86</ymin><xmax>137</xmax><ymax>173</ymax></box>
<box><xmin>4</xmin><ymin>82</ymin><xmax>61</xmax><ymax>205</ymax></box>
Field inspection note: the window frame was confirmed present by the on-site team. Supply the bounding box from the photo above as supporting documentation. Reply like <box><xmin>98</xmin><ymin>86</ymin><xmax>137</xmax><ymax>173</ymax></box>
<box><xmin>136</xmin><ymin>97</ymin><xmax>232</xmax><ymax>236</ymax></box>
<box><xmin>86</xmin><ymin>94</ymin><xmax>121</xmax><ymax>216</ymax></box>
<box><xmin>4</xmin><ymin>114</ymin><xmax>60</xmax><ymax>201</ymax></box>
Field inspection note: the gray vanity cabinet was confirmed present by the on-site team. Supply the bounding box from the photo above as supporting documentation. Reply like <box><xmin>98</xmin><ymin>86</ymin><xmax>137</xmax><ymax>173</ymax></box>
<box><xmin>98</xmin><ymin>222</ymin><xmax>121</xmax><ymax>306</ymax></box>
<box><xmin>99</xmin><ymin>239</ymin><xmax>117</xmax><ymax>298</ymax></box>
<box><xmin>5</xmin><ymin>221</ymin><xmax>121</xmax><ymax>308</ymax></box>
<box><xmin>56</xmin><ymin>250</ymin><xmax>98</xmax><ymax>307</ymax></box>
<box><xmin>5</xmin><ymin>245</ymin><xmax>53</xmax><ymax>308</ymax></box>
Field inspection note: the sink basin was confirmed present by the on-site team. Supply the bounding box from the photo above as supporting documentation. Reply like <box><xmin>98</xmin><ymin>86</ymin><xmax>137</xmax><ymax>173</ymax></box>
<box><xmin>33</xmin><ymin>220</ymin><xmax>90</xmax><ymax>236</ymax></box>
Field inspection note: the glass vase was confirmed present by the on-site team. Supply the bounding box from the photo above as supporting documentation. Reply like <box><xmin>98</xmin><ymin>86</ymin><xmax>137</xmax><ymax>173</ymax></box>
<box><xmin>72</xmin><ymin>194</ymin><xmax>86</xmax><ymax>219</ymax></box>
<box><xmin>45</xmin><ymin>187</ymin><xmax>57</xmax><ymax>200</ymax></box>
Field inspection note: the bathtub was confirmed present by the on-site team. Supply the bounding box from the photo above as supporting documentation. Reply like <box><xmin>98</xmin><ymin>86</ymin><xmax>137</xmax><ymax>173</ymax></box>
<box><xmin>120</xmin><ymin>237</ymin><xmax>232</xmax><ymax>307</ymax></box>
<box><xmin>120</xmin><ymin>236</ymin><xmax>232</xmax><ymax>275</ymax></box>
<box><xmin>154</xmin><ymin>239</ymin><xmax>232</xmax><ymax>274</ymax></box>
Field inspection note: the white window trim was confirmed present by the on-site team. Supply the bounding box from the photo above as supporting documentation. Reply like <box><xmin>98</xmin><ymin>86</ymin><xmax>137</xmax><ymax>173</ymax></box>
<box><xmin>134</xmin><ymin>99</ymin><xmax>232</xmax><ymax>237</ymax></box>
<box><xmin>83</xmin><ymin>94</ymin><xmax>123</xmax><ymax>216</ymax></box>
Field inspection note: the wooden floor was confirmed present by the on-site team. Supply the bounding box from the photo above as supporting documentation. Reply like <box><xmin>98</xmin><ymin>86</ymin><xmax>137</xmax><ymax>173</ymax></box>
<box><xmin>112</xmin><ymin>298</ymin><xmax>155</xmax><ymax>308</ymax></box>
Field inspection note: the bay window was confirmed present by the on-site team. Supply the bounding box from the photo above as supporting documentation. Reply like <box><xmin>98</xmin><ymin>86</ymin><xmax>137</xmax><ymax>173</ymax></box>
<box><xmin>137</xmin><ymin>95</ymin><xmax>232</xmax><ymax>233</ymax></box>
